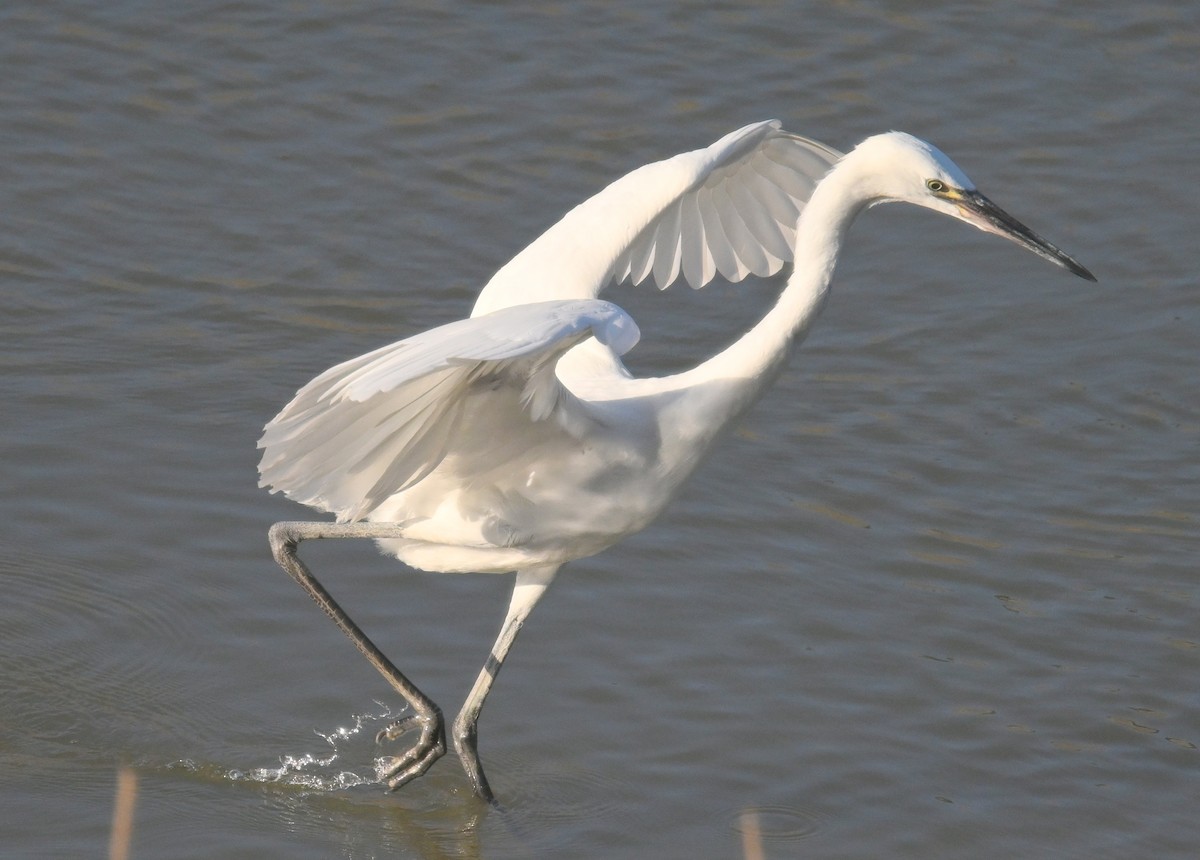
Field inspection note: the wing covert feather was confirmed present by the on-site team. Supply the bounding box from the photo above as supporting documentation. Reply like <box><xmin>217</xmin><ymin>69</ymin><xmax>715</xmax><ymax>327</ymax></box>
<box><xmin>473</xmin><ymin>121</ymin><xmax>842</xmax><ymax>314</ymax></box>
<box><xmin>258</xmin><ymin>300</ymin><xmax>639</xmax><ymax>522</ymax></box>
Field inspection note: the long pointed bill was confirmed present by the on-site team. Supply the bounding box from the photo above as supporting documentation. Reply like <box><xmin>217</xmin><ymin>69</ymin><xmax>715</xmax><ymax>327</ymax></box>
<box><xmin>956</xmin><ymin>191</ymin><xmax>1096</xmax><ymax>281</ymax></box>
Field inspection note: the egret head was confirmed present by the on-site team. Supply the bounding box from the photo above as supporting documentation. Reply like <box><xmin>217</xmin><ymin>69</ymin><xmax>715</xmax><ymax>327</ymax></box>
<box><xmin>852</xmin><ymin>132</ymin><xmax>1096</xmax><ymax>281</ymax></box>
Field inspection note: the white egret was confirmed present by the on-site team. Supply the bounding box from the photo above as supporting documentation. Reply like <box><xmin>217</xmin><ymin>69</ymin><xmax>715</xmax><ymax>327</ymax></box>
<box><xmin>259</xmin><ymin>120</ymin><xmax>1094</xmax><ymax>803</ymax></box>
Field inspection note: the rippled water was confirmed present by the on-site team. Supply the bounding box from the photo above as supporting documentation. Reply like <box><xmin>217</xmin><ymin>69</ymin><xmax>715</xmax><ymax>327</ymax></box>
<box><xmin>2</xmin><ymin>3</ymin><xmax>1197</xmax><ymax>858</ymax></box>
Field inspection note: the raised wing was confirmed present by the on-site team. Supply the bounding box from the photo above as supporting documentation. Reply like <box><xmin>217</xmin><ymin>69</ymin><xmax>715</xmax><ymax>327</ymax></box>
<box><xmin>473</xmin><ymin>120</ymin><xmax>843</xmax><ymax>315</ymax></box>
<box><xmin>258</xmin><ymin>299</ymin><xmax>639</xmax><ymax>523</ymax></box>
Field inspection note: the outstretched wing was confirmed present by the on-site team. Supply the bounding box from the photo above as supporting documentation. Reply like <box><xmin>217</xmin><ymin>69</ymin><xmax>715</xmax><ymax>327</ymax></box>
<box><xmin>258</xmin><ymin>299</ymin><xmax>640</xmax><ymax>523</ymax></box>
<box><xmin>473</xmin><ymin>120</ymin><xmax>843</xmax><ymax>315</ymax></box>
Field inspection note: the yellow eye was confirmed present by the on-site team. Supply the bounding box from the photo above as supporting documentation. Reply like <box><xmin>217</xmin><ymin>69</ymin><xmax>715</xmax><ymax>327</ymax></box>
<box><xmin>926</xmin><ymin>179</ymin><xmax>947</xmax><ymax>194</ymax></box>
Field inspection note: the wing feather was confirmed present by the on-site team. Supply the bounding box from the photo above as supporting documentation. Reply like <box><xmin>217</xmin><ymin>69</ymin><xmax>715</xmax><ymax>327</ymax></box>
<box><xmin>709</xmin><ymin>181</ymin><xmax>768</xmax><ymax>278</ymax></box>
<box><xmin>473</xmin><ymin>121</ymin><xmax>842</xmax><ymax>314</ymax></box>
<box><xmin>678</xmin><ymin>189</ymin><xmax>710</xmax><ymax>288</ymax></box>
<box><xmin>727</xmin><ymin>176</ymin><xmax>792</xmax><ymax>267</ymax></box>
<box><xmin>258</xmin><ymin>300</ymin><xmax>640</xmax><ymax>522</ymax></box>
<box><xmin>697</xmin><ymin>183</ymin><xmax>746</xmax><ymax>282</ymax></box>
<box><xmin>741</xmin><ymin>164</ymin><xmax>803</xmax><ymax>238</ymax></box>
<box><xmin>649</xmin><ymin>202</ymin><xmax>683</xmax><ymax>289</ymax></box>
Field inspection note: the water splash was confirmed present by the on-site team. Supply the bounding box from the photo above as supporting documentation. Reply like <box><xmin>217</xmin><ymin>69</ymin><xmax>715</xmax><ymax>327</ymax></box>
<box><xmin>225</xmin><ymin>704</ymin><xmax>405</xmax><ymax>792</ymax></box>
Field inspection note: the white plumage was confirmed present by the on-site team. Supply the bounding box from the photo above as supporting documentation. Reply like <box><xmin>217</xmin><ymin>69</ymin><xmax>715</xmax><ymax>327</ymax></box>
<box><xmin>261</xmin><ymin>121</ymin><xmax>844</xmax><ymax>574</ymax></box>
<box><xmin>259</xmin><ymin>121</ymin><xmax>1093</xmax><ymax>802</ymax></box>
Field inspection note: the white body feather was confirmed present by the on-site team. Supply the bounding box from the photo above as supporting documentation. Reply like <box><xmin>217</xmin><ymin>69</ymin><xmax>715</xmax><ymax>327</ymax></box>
<box><xmin>259</xmin><ymin>121</ymin><xmax>844</xmax><ymax>573</ymax></box>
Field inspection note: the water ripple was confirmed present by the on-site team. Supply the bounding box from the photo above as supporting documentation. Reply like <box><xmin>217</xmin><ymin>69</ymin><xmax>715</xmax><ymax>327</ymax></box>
<box><xmin>732</xmin><ymin>803</ymin><xmax>825</xmax><ymax>843</ymax></box>
<box><xmin>0</xmin><ymin>545</ymin><xmax>207</xmax><ymax>750</ymax></box>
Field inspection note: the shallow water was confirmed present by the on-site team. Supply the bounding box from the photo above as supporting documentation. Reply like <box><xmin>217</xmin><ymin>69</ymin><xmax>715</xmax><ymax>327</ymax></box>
<box><xmin>2</xmin><ymin>2</ymin><xmax>1197</xmax><ymax>857</ymax></box>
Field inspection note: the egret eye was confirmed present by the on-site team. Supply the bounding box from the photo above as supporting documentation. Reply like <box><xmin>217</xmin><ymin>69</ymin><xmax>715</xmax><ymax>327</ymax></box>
<box><xmin>926</xmin><ymin>178</ymin><xmax>947</xmax><ymax>194</ymax></box>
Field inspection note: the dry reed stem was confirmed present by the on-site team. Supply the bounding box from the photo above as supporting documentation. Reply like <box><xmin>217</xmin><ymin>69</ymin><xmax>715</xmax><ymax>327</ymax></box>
<box><xmin>739</xmin><ymin>808</ymin><xmax>764</xmax><ymax>860</ymax></box>
<box><xmin>108</xmin><ymin>765</ymin><xmax>138</xmax><ymax>860</ymax></box>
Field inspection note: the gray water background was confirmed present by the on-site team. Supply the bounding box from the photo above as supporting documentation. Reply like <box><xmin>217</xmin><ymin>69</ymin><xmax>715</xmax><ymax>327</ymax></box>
<box><xmin>2</xmin><ymin>2</ymin><xmax>1196</xmax><ymax>857</ymax></box>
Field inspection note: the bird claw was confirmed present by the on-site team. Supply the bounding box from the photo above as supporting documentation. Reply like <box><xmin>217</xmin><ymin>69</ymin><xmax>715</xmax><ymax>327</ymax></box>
<box><xmin>376</xmin><ymin>712</ymin><xmax>446</xmax><ymax>791</ymax></box>
<box><xmin>375</xmin><ymin>713</ymin><xmax>425</xmax><ymax>744</ymax></box>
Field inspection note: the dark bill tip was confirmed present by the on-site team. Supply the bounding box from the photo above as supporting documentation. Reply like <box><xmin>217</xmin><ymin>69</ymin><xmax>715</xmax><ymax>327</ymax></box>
<box><xmin>962</xmin><ymin>191</ymin><xmax>1097</xmax><ymax>282</ymax></box>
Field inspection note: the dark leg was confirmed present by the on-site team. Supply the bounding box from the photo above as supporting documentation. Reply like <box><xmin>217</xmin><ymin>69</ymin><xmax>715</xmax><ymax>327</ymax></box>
<box><xmin>452</xmin><ymin>565</ymin><xmax>558</xmax><ymax>804</ymax></box>
<box><xmin>267</xmin><ymin>521</ymin><xmax>446</xmax><ymax>791</ymax></box>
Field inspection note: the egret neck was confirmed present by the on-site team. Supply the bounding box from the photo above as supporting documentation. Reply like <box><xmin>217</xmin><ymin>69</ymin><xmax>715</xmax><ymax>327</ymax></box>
<box><xmin>670</xmin><ymin>150</ymin><xmax>867</xmax><ymax>436</ymax></box>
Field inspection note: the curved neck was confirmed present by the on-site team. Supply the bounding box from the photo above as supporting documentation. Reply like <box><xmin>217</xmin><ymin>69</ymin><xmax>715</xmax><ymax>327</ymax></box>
<box><xmin>673</xmin><ymin>156</ymin><xmax>870</xmax><ymax>421</ymax></box>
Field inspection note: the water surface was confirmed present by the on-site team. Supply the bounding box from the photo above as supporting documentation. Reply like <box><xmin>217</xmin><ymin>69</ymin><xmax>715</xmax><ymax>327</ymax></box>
<box><xmin>2</xmin><ymin>3</ymin><xmax>1196</xmax><ymax>858</ymax></box>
